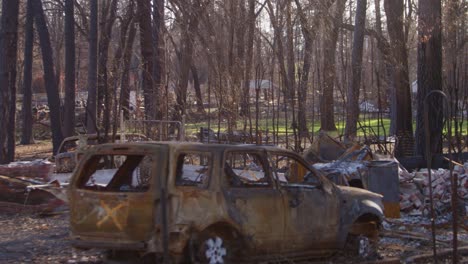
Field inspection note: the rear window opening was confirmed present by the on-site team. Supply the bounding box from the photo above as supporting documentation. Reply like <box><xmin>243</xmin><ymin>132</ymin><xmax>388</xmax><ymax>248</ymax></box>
<box><xmin>77</xmin><ymin>154</ymin><xmax>153</xmax><ymax>192</ymax></box>
<box><xmin>224</xmin><ymin>152</ymin><xmax>271</xmax><ymax>187</ymax></box>
<box><xmin>175</xmin><ymin>152</ymin><xmax>211</xmax><ymax>187</ymax></box>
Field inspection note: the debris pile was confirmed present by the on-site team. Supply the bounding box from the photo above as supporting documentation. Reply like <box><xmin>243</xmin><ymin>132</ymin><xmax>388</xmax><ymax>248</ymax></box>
<box><xmin>0</xmin><ymin>159</ymin><xmax>53</xmax><ymax>181</ymax></box>
<box><xmin>0</xmin><ymin>159</ymin><xmax>66</xmax><ymax>215</ymax></box>
<box><xmin>399</xmin><ymin>163</ymin><xmax>468</xmax><ymax>216</ymax></box>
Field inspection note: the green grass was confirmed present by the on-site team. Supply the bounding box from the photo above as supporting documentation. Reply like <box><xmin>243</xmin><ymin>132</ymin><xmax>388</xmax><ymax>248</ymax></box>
<box><xmin>185</xmin><ymin>117</ymin><xmax>468</xmax><ymax>137</ymax></box>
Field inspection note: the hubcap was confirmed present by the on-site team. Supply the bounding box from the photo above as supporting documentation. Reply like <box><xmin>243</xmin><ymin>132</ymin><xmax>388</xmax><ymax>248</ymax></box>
<box><xmin>204</xmin><ymin>236</ymin><xmax>227</xmax><ymax>264</ymax></box>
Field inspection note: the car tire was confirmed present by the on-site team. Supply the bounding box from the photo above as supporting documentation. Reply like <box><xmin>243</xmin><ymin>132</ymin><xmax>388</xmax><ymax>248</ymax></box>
<box><xmin>189</xmin><ymin>231</ymin><xmax>242</xmax><ymax>264</ymax></box>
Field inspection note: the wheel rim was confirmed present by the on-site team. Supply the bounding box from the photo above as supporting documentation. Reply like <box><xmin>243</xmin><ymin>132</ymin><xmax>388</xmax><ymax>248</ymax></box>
<box><xmin>204</xmin><ymin>236</ymin><xmax>227</xmax><ymax>264</ymax></box>
<box><xmin>358</xmin><ymin>235</ymin><xmax>370</xmax><ymax>258</ymax></box>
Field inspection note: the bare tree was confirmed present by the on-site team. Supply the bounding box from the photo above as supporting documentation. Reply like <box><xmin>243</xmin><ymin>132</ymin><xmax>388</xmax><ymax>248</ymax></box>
<box><xmin>86</xmin><ymin>0</ymin><xmax>98</xmax><ymax>134</ymax></box>
<box><xmin>138</xmin><ymin>0</ymin><xmax>156</xmax><ymax>120</ymax></box>
<box><xmin>384</xmin><ymin>0</ymin><xmax>414</xmax><ymax>157</ymax></box>
<box><xmin>415</xmin><ymin>0</ymin><xmax>443</xmax><ymax>157</ymax></box>
<box><xmin>98</xmin><ymin>0</ymin><xmax>118</xmax><ymax>138</ymax></box>
<box><xmin>32</xmin><ymin>0</ymin><xmax>64</xmax><ymax>154</ymax></box>
<box><xmin>153</xmin><ymin>0</ymin><xmax>165</xmax><ymax>119</ymax></box>
<box><xmin>120</xmin><ymin>15</ymin><xmax>137</xmax><ymax>120</ymax></box>
<box><xmin>0</xmin><ymin>0</ymin><xmax>19</xmax><ymax>163</ymax></box>
<box><xmin>344</xmin><ymin>0</ymin><xmax>367</xmax><ymax>140</ymax></box>
<box><xmin>21</xmin><ymin>0</ymin><xmax>34</xmax><ymax>145</ymax></box>
<box><xmin>63</xmin><ymin>0</ymin><xmax>76</xmax><ymax>137</ymax></box>
<box><xmin>320</xmin><ymin>0</ymin><xmax>347</xmax><ymax>132</ymax></box>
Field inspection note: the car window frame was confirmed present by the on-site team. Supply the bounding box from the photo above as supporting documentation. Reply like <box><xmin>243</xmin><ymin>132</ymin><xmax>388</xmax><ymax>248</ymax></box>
<box><xmin>173</xmin><ymin>150</ymin><xmax>213</xmax><ymax>189</ymax></box>
<box><xmin>223</xmin><ymin>149</ymin><xmax>275</xmax><ymax>189</ymax></box>
<box><xmin>267</xmin><ymin>151</ymin><xmax>322</xmax><ymax>188</ymax></box>
<box><xmin>75</xmin><ymin>152</ymin><xmax>157</xmax><ymax>193</ymax></box>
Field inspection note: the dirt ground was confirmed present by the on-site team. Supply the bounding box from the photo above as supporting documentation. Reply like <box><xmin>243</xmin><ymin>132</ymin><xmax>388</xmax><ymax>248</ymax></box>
<box><xmin>1</xmin><ymin>142</ymin><xmax>467</xmax><ymax>263</ymax></box>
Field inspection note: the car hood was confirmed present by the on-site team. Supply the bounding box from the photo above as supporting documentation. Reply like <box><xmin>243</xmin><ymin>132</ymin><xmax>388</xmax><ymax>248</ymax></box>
<box><xmin>337</xmin><ymin>185</ymin><xmax>383</xmax><ymax>200</ymax></box>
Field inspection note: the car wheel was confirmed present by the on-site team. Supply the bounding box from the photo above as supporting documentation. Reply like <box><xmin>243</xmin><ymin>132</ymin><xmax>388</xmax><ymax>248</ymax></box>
<box><xmin>190</xmin><ymin>231</ymin><xmax>242</xmax><ymax>264</ymax></box>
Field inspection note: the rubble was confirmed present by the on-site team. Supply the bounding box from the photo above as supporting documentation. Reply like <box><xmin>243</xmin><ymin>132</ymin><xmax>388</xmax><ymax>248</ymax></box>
<box><xmin>0</xmin><ymin>176</ymin><xmax>66</xmax><ymax>215</ymax></box>
<box><xmin>0</xmin><ymin>158</ymin><xmax>68</xmax><ymax>215</ymax></box>
<box><xmin>0</xmin><ymin>159</ymin><xmax>53</xmax><ymax>181</ymax></box>
<box><xmin>398</xmin><ymin>163</ymin><xmax>468</xmax><ymax>216</ymax></box>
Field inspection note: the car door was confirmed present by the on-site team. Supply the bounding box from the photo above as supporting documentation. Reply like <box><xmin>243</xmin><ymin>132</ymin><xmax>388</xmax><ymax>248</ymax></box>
<box><xmin>222</xmin><ymin>150</ymin><xmax>285</xmax><ymax>255</ymax></box>
<box><xmin>269</xmin><ymin>151</ymin><xmax>341</xmax><ymax>253</ymax></box>
<box><xmin>69</xmin><ymin>145</ymin><xmax>164</xmax><ymax>244</ymax></box>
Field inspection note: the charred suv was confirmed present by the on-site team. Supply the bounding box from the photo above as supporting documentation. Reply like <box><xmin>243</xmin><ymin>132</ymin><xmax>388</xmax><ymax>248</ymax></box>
<box><xmin>68</xmin><ymin>142</ymin><xmax>384</xmax><ymax>263</ymax></box>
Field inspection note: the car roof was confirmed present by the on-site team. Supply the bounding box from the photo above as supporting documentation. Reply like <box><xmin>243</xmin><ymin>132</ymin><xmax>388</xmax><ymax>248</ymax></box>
<box><xmin>88</xmin><ymin>141</ymin><xmax>296</xmax><ymax>154</ymax></box>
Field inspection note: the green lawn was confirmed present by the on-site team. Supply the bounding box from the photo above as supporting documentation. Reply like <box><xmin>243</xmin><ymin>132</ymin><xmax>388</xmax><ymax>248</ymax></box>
<box><xmin>185</xmin><ymin>117</ymin><xmax>468</xmax><ymax>137</ymax></box>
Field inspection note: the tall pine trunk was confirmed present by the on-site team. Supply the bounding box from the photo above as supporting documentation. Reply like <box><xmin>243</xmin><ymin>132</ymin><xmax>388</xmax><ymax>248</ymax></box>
<box><xmin>152</xmin><ymin>0</ymin><xmax>164</xmax><ymax>119</ymax></box>
<box><xmin>137</xmin><ymin>0</ymin><xmax>155</xmax><ymax>120</ymax></box>
<box><xmin>32</xmin><ymin>0</ymin><xmax>64</xmax><ymax>154</ymax></box>
<box><xmin>21</xmin><ymin>0</ymin><xmax>34</xmax><ymax>145</ymax></box>
<box><xmin>120</xmin><ymin>19</ymin><xmax>137</xmax><ymax>120</ymax></box>
<box><xmin>86</xmin><ymin>0</ymin><xmax>98</xmax><ymax>134</ymax></box>
<box><xmin>384</xmin><ymin>0</ymin><xmax>414</xmax><ymax>157</ymax></box>
<box><xmin>98</xmin><ymin>0</ymin><xmax>118</xmax><ymax>139</ymax></box>
<box><xmin>320</xmin><ymin>0</ymin><xmax>347</xmax><ymax>132</ymax></box>
<box><xmin>344</xmin><ymin>0</ymin><xmax>367</xmax><ymax>140</ymax></box>
<box><xmin>63</xmin><ymin>0</ymin><xmax>76</xmax><ymax>137</ymax></box>
<box><xmin>0</xmin><ymin>0</ymin><xmax>19</xmax><ymax>163</ymax></box>
<box><xmin>415</xmin><ymin>0</ymin><xmax>443</xmax><ymax>157</ymax></box>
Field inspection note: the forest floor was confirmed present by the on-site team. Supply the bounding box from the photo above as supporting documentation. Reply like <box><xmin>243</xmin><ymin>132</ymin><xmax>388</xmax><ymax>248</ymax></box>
<box><xmin>1</xmin><ymin>141</ymin><xmax>467</xmax><ymax>263</ymax></box>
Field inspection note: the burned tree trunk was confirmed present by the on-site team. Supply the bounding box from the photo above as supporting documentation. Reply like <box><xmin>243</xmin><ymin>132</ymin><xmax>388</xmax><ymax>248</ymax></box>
<box><xmin>191</xmin><ymin>65</ymin><xmax>204</xmax><ymax>113</ymax></box>
<box><xmin>21</xmin><ymin>0</ymin><xmax>34</xmax><ymax>145</ymax></box>
<box><xmin>344</xmin><ymin>0</ymin><xmax>367</xmax><ymax>140</ymax></box>
<box><xmin>320</xmin><ymin>0</ymin><xmax>347</xmax><ymax>132</ymax></box>
<box><xmin>137</xmin><ymin>0</ymin><xmax>155</xmax><ymax>120</ymax></box>
<box><xmin>0</xmin><ymin>0</ymin><xmax>19</xmax><ymax>163</ymax></box>
<box><xmin>384</xmin><ymin>0</ymin><xmax>414</xmax><ymax>157</ymax></box>
<box><xmin>152</xmin><ymin>0</ymin><xmax>165</xmax><ymax>120</ymax></box>
<box><xmin>240</xmin><ymin>0</ymin><xmax>256</xmax><ymax>117</ymax></box>
<box><xmin>32</xmin><ymin>0</ymin><xmax>64</xmax><ymax>155</ymax></box>
<box><xmin>63</xmin><ymin>0</ymin><xmax>76</xmax><ymax>137</ymax></box>
<box><xmin>98</xmin><ymin>0</ymin><xmax>118</xmax><ymax>138</ymax></box>
<box><xmin>120</xmin><ymin>20</ymin><xmax>137</xmax><ymax>120</ymax></box>
<box><xmin>415</xmin><ymin>0</ymin><xmax>443</xmax><ymax>157</ymax></box>
<box><xmin>86</xmin><ymin>0</ymin><xmax>98</xmax><ymax>134</ymax></box>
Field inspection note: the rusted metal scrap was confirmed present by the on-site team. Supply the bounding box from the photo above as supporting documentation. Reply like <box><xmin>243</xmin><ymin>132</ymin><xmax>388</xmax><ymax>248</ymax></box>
<box><xmin>55</xmin><ymin>133</ymin><xmax>148</xmax><ymax>173</ymax></box>
<box><xmin>0</xmin><ymin>175</ymin><xmax>66</xmax><ymax>214</ymax></box>
<box><xmin>0</xmin><ymin>159</ymin><xmax>53</xmax><ymax>181</ymax></box>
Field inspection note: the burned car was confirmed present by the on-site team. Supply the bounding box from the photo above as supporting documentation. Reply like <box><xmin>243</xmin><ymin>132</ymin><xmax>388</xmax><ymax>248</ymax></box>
<box><xmin>68</xmin><ymin>142</ymin><xmax>384</xmax><ymax>263</ymax></box>
<box><xmin>55</xmin><ymin>133</ymin><xmax>147</xmax><ymax>173</ymax></box>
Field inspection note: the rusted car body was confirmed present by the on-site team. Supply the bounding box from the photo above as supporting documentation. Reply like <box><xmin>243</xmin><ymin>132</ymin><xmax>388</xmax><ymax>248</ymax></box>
<box><xmin>55</xmin><ymin>133</ymin><xmax>147</xmax><ymax>173</ymax></box>
<box><xmin>68</xmin><ymin>142</ymin><xmax>384</xmax><ymax>262</ymax></box>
